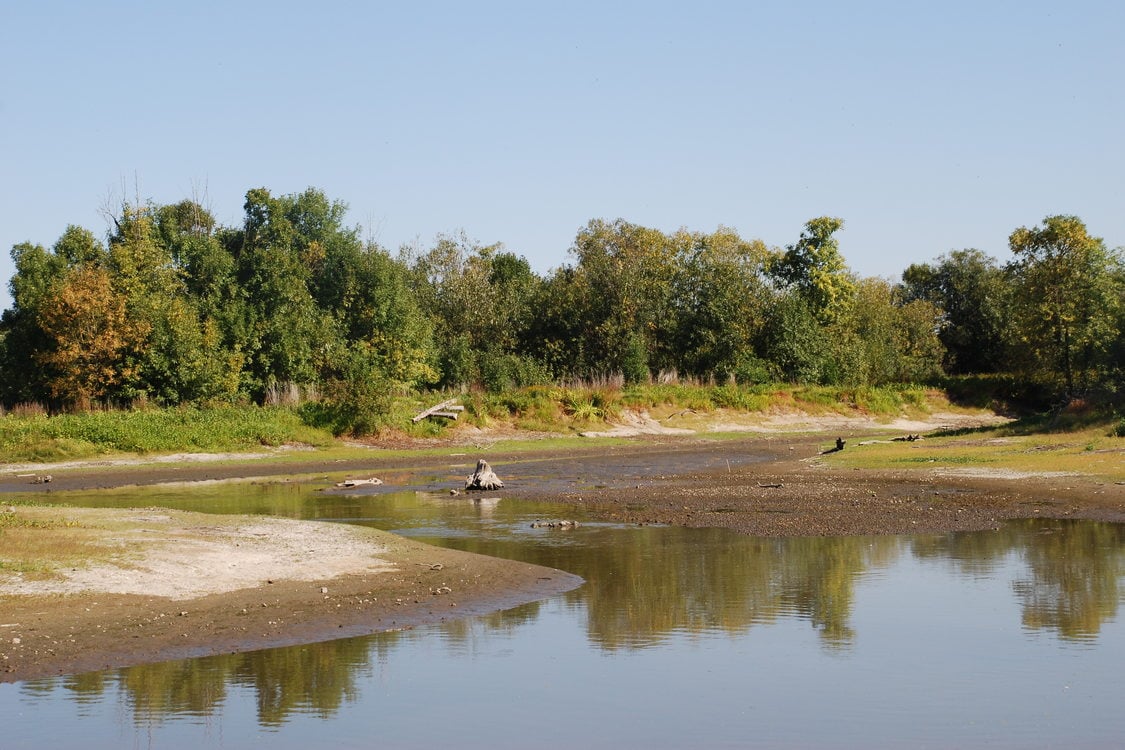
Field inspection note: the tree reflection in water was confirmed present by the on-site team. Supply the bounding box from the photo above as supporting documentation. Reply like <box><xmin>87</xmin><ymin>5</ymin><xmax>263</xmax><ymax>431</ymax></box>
<box><xmin>19</xmin><ymin>518</ymin><xmax>1123</xmax><ymax>728</ymax></box>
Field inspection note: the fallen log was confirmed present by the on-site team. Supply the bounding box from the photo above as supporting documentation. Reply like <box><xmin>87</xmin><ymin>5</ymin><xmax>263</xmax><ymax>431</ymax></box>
<box><xmin>465</xmin><ymin>459</ymin><xmax>504</xmax><ymax>491</ymax></box>
<box><xmin>412</xmin><ymin>399</ymin><xmax>464</xmax><ymax>423</ymax></box>
<box><xmin>333</xmin><ymin>479</ymin><xmax>382</xmax><ymax>490</ymax></box>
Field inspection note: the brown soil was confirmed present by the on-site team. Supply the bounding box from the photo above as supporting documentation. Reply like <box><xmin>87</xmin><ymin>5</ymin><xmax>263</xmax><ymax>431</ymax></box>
<box><xmin>2</xmin><ymin>424</ymin><xmax>1122</xmax><ymax>683</ymax></box>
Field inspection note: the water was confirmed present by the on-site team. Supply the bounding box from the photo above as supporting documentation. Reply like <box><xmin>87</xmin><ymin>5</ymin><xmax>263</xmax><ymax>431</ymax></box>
<box><xmin>3</xmin><ymin>480</ymin><xmax>1123</xmax><ymax>749</ymax></box>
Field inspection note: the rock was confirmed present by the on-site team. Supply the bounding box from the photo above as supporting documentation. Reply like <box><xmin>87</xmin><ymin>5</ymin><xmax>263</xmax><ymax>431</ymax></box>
<box><xmin>530</xmin><ymin>519</ymin><xmax>579</xmax><ymax>529</ymax></box>
<box><xmin>464</xmin><ymin>459</ymin><xmax>504</xmax><ymax>491</ymax></box>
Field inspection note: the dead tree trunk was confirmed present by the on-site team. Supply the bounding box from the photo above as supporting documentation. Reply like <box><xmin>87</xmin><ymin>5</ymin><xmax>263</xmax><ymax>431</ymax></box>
<box><xmin>465</xmin><ymin>459</ymin><xmax>504</xmax><ymax>491</ymax></box>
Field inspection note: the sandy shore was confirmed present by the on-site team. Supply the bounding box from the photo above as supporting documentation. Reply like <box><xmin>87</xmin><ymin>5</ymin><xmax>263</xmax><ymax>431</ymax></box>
<box><xmin>0</xmin><ymin>510</ymin><xmax>580</xmax><ymax>683</ymax></box>
<box><xmin>2</xmin><ymin>415</ymin><xmax>1122</xmax><ymax>683</ymax></box>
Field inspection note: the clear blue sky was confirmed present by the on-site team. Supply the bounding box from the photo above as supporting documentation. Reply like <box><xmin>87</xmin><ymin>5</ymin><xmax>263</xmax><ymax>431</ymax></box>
<box><xmin>2</xmin><ymin>1</ymin><xmax>1122</xmax><ymax>311</ymax></box>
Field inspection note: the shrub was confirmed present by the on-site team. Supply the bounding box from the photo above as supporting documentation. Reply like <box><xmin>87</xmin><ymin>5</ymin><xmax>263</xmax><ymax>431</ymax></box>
<box><xmin>1110</xmin><ymin>419</ymin><xmax>1125</xmax><ymax>438</ymax></box>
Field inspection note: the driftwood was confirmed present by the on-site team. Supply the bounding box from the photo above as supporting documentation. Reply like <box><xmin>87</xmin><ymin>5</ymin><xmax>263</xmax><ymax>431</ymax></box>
<box><xmin>412</xmin><ymin>399</ymin><xmax>465</xmax><ymax>423</ymax></box>
<box><xmin>335</xmin><ymin>477</ymin><xmax>383</xmax><ymax>488</ymax></box>
<box><xmin>465</xmin><ymin>459</ymin><xmax>504</xmax><ymax>491</ymax></box>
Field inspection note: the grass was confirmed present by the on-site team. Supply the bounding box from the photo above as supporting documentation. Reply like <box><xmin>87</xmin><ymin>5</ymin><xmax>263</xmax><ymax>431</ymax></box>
<box><xmin>825</xmin><ymin>420</ymin><xmax>1125</xmax><ymax>482</ymax></box>
<box><xmin>0</xmin><ymin>406</ymin><xmax>335</xmax><ymax>463</ymax></box>
<box><xmin>0</xmin><ymin>504</ymin><xmax>106</xmax><ymax>577</ymax></box>
<box><xmin>0</xmin><ymin>382</ymin><xmax>1057</xmax><ymax>466</ymax></box>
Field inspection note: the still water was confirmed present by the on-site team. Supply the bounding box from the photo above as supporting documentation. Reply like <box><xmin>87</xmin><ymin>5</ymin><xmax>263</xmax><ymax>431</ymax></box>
<box><xmin>3</xmin><ymin>479</ymin><xmax>1124</xmax><ymax>749</ymax></box>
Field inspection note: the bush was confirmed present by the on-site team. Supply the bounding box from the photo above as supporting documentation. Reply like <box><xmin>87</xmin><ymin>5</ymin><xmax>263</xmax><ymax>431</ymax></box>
<box><xmin>479</xmin><ymin>353</ymin><xmax>553</xmax><ymax>393</ymax></box>
<box><xmin>854</xmin><ymin>386</ymin><xmax>901</xmax><ymax>415</ymax></box>
<box><xmin>1111</xmin><ymin>418</ymin><xmax>1125</xmax><ymax>438</ymax></box>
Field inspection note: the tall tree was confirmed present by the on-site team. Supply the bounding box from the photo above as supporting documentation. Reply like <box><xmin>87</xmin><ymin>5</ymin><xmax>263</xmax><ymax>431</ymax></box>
<box><xmin>231</xmin><ymin>188</ymin><xmax>338</xmax><ymax>399</ymax></box>
<box><xmin>563</xmin><ymin>219</ymin><xmax>679</xmax><ymax>381</ymax></box>
<box><xmin>408</xmin><ymin>233</ymin><xmax>541</xmax><ymax>389</ymax></box>
<box><xmin>901</xmin><ymin>249</ymin><xmax>1008</xmax><ymax>374</ymax></box>
<box><xmin>1007</xmin><ymin>216</ymin><xmax>1123</xmax><ymax>395</ymax></box>
<box><xmin>35</xmin><ymin>265</ymin><xmax>148</xmax><ymax>406</ymax></box>
<box><xmin>1</xmin><ymin>228</ymin><xmax>107</xmax><ymax>405</ymax></box>
<box><xmin>667</xmin><ymin>227</ymin><xmax>772</xmax><ymax>381</ymax></box>
<box><xmin>771</xmin><ymin>217</ymin><xmax>856</xmax><ymax>324</ymax></box>
<box><xmin>1</xmin><ymin>242</ymin><xmax>67</xmax><ymax>402</ymax></box>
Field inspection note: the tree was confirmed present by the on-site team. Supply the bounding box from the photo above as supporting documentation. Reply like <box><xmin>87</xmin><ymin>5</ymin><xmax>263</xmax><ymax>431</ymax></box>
<box><xmin>841</xmin><ymin>278</ymin><xmax>944</xmax><ymax>385</ymax></box>
<box><xmin>759</xmin><ymin>292</ymin><xmax>832</xmax><ymax>383</ymax></box>
<box><xmin>0</xmin><ymin>242</ymin><xmax>69</xmax><ymax>402</ymax></box>
<box><xmin>408</xmin><ymin>233</ymin><xmax>541</xmax><ymax>390</ymax></box>
<box><xmin>230</xmin><ymin>188</ymin><xmax>339</xmax><ymax>399</ymax></box>
<box><xmin>771</xmin><ymin>217</ymin><xmax>856</xmax><ymax>324</ymax></box>
<box><xmin>557</xmin><ymin>219</ymin><xmax>679</xmax><ymax>381</ymax></box>
<box><xmin>667</xmin><ymin>227</ymin><xmax>772</xmax><ymax>381</ymax></box>
<box><xmin>35</xmin><ymin>265</ymin><xmax>148</xmax><ymax>406</ymax></box>
<box><xmin>901</xmin><ymin>249</ymin><xmax>1009</xmax><ymax>374</ymax></box>
<box><xmin>323</xmin><ymin>238</ymin><xmax>436</xmax><ymax>389</ymax></box>
<box><xmin>1007</xmin><ymin>216</ymin><xmax>1123</xmax><ymax>395</ymax></box>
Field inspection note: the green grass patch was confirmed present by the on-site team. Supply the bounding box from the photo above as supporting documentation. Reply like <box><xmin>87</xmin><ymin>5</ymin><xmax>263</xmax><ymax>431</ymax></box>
<box><xmin>0</xmin><ymin>504</ymin><xmax>104</xmax><ymax>578</ymax></box>
<box><xmin>825</xmin><ymin>421</ymin><xmax>1125</xmax><ymax>481</ymax></box>
<box><xmin>0</xmin><ymin>406</ymin><xmax>334</xmax><ymax>463</ymax></box>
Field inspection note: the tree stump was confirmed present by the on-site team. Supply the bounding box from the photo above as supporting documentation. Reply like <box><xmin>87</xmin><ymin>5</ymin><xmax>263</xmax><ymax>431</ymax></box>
<box><xmin>465</xmin><ymin>459</ymin><xmax>504</xmax><ymax>491</ymax></box>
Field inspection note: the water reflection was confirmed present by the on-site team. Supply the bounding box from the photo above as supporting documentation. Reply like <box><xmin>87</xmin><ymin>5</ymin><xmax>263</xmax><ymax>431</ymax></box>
<box><xmin>912</xmin><ymin>519</ymin><xmax>1125</xmax><ymax>640</ymax></box>
<box><xmin>10</xmin><ymin>498</ymin><xmax>1123</xmax><ymax>735</ymax></box>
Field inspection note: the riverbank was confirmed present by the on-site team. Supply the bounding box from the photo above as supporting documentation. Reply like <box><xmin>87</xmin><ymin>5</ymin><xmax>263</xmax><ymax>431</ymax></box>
<box><xmin>0</xmin><ymin>509</ymin><xmax>580</xmax><ymax>683</ymax></box>
<box><xmin>2</xmin><ymin>411</ymin><xmax>1122</xmax><ymax>682</ymax></box>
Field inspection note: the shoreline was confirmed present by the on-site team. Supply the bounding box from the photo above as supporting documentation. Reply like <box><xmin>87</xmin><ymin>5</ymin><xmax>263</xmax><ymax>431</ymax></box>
<box><xmin>2</xmin><ymin>425</ymin><xmax>1122</xmax><ymax>683</ymax></box>
<box><xmin>1</xmin><ymin>521</ymin><xmax>581</xmax><ymax>683</ymax></box>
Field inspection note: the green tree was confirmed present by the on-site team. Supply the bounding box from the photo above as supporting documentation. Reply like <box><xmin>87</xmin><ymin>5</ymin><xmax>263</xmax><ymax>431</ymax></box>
<box><xmin>840</xmin><ymin>278</ymin><xmax>944</xmax><ymax>385</ymax></box>
<box><xmin>408</xmin><ymin>233</ymin><xmax>540</xmax><ymax>390</ymax></box>
<box><xmin>535</xmin><ymin>219</ymin><xmax>679</xmax><ymax>381</ymax></box>
<box><xmin>771</xmin><ymin>217</ymin><xmax>856</xmax><ymax>324</ymax></box>
<box><xmin>759</xmin><ymin>292</ymin><xmax>832</xmax><ymax>383</ymax></box>
<box><xmin>1007</xmin><ymin>216</ymin><xmax>1123</xmax><ymax>395</ymax></box>
<box><xmin>230</xmin><ymin>188</ymin><xmax>339</xmax><ymax>400</ymax></box>
<box><xmin>1</xmin><ymin>227</ymin><xmax>109</xmax><ymax>405</ymax></box>
<box><xmin>0</xmin><ymin>241</ymin><xmax>69</xmax><ymax>403</ymax></box>
<box><xmin>525</xmin><ymin>265</ymin><xmax>590</xmax><ymax>379</ymax></box>
<box><xmin>667</xmin><ymin>227</ymin><xmax>772</xmax><ymax>381</ymax></box>
<box><xmin>901</xmin><ymin>249</ymin><xmax>1008</xmax><ymax>374</ymax></box>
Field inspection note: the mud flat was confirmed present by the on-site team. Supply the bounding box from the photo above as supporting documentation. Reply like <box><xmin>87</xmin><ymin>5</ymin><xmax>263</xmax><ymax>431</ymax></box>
<box><xmin>0</xmin><ymin>508</ymin><xmax>580</xmax><ymax>683</ymax></box>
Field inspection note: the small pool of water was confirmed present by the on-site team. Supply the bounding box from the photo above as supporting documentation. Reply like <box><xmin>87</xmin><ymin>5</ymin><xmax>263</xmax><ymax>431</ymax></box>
<box><xmin>3</xmin><ymin>481</ymin><xmax>1123</xmax><ymax>748</ymax></box>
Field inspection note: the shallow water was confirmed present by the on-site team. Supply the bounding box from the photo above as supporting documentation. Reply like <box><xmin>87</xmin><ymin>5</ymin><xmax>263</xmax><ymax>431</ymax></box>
<box><xmin>3</xmin><ymin>482</ymin><xmax>1124</xmax><ymax>749</ymax></box>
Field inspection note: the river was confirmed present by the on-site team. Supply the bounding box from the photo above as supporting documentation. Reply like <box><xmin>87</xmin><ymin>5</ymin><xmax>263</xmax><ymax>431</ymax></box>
<box><xmin>3</xmin><ymin>481</ymin><xmax>1123</xmax><ymax>748</ymax></box>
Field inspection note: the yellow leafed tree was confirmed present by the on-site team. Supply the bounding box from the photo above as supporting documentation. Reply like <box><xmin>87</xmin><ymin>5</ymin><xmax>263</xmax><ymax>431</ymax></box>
<box><xmin>36</xmin><ymin>266</ymin><xmax>150</xmax><ymax>407</ymax></box>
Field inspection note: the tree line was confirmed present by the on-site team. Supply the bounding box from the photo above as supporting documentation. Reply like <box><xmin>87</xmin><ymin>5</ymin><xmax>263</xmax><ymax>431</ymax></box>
<box><xmin>1</xmin><ymin>187</ymin><xmax>1121</xmax><ymax>428</ymax></box>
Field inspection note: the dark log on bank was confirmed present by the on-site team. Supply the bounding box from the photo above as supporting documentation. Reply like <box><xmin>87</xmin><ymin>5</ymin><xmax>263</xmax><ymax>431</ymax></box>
<box><xmin>465</xmin><ymin>459</ymin><xmax>504</xmax><ymax>491</ymax></box>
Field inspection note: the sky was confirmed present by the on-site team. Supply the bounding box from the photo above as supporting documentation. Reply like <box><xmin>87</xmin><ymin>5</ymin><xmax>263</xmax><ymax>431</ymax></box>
<box><xmin>2</xmin><ymin>1</ymin><xmax>1123</xmax><ymax>311</ymax></box>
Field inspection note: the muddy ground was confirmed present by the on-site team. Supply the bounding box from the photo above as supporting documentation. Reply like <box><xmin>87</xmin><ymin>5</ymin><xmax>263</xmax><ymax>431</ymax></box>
<box><xmin>2</xmin><ymin>429</ymin><xmax>1122</xmax><ymax>683</ymax></box>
